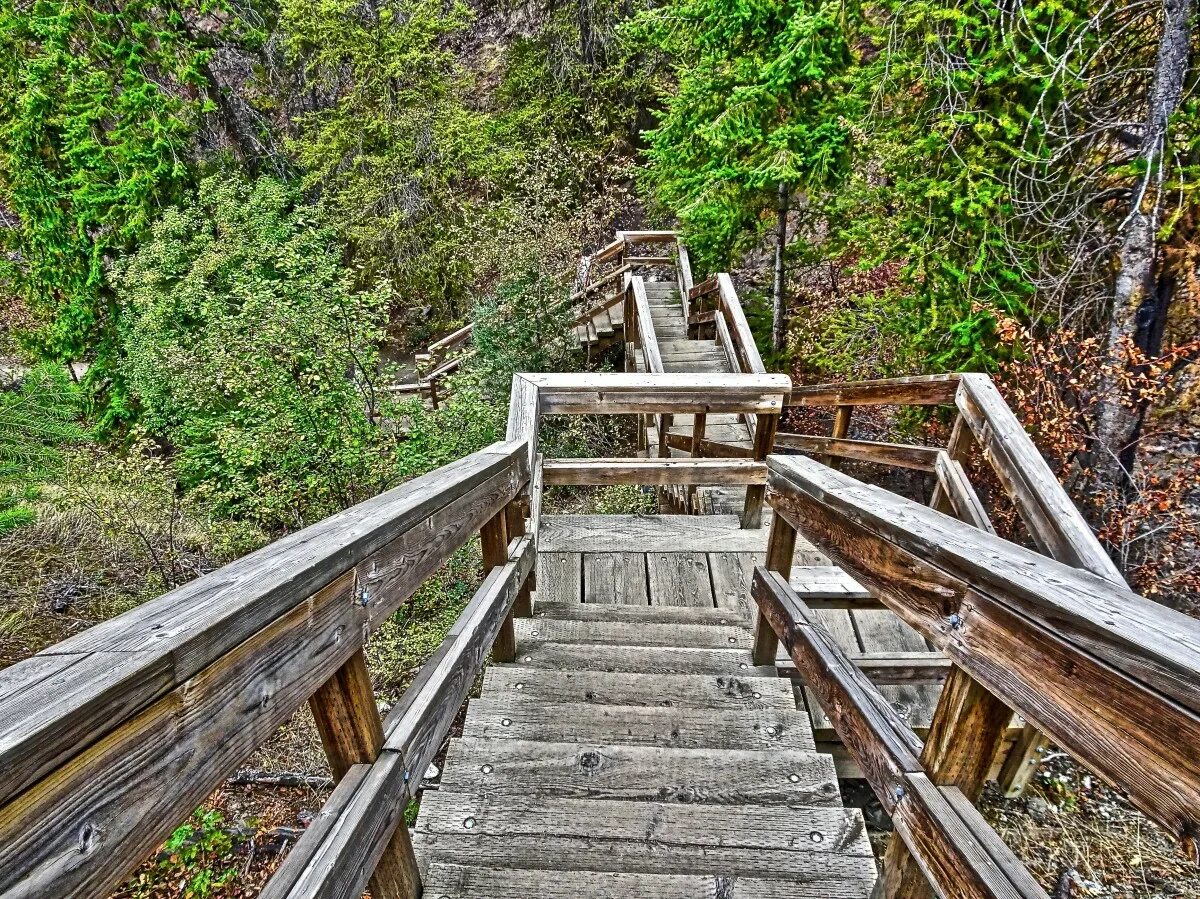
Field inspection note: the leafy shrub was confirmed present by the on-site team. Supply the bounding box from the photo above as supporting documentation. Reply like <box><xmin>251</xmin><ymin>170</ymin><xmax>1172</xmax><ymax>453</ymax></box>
<box><xmin>0</xmin><ymin>363</ymin><xmax>85</xmax><ymax>534</ymax></box>
<box><xmin>117</xmin><ymin>175</ymin><xmax>394</xmax><ymax>530</ymax></box>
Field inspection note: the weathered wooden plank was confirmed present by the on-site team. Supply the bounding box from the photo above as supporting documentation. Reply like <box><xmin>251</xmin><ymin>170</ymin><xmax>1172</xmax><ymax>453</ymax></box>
<box><xmin>717</xmin><ymin>273</ymin><xmax>767</xmax><ymax>375</ymax></box>
<box><xmin>955</xmin><ymin>373</ymin><xmax>1122</xmax><ymax>581</ymax></box>
<box><xmin>463</xmin><ymin>699</ymin><xmax>816</xmax><ymax>750</ymax></box>
<box><xmin>425</xmin><ymin>864</ymin><xmax>873</xmax><ymax>899</ymax></box>
<box><xmin>482</xmin><ymin>668</ymin><xmax>787</xmax><ymax>710</ymax></box>
<box><xmin>778</xmin><ymin>653</ymin><xmax>952</xmax><ymax>685</ymax></box>
<box><xmin>440</xmin><ymin>738</ymin><xmax>839</xmax><ymax>805</ymax></box>
<box><xmin>708</xmin><ymin>551</ymin><xmax>760</xmax><ymax>617</ymax></box>
<box><xmin>510</xmin><ymin>642</ymin><xmax>776</xmax><ymax>676</ymax></box>
<box><xmin>0</xmin><ymin>442</ymin><xmax>527</xmax><ymax>807</ymax></box>
<box><xmin>506</xmin><ymin>376</ymin><xmax>540</xmax><ymax>471</ymax></box>
<box><xmin>0</xmin><ymin>573</ymin><xmax>364</xmax><ymax>897</ymax></box>
<box><xmin>536</xmin><ymin>552</ymin><xmax>580</xmax><ymax>604</ymax></box>
<box><xmin>514</xmin><ymin>617</ymin><xmax>749</xmax><ymax>650</ymax></box>
<box><xmin>543</xmin><ymin>458</ymin><xmax>766</xmax><ymax>486</ymax></box>
<box><xmin>414</xmin><ymin>794</ymin><xmax>873</xmax><ymax>879</ymax></box>
<box><xmin>766</xmin><ymin>455</ymin><xmax>1200</xmax><ymax>842</ymax></box>
<box><xmin>532</xmin><ymin>601</ymin><xmax>742</xmax><ymax>626</ymax></box>
<box><xmin>541</xmin><ymin>515</ymin><xmax>768</xmax><ymax>553</ymax></box>
<box><xmin>752</xmin><ymin>568</ymin><xmax>921</xmax><ymax>811</ymax></box>
<box><xmin>259</xmin><ymin>751</ymin><xmax>412</xmax><ymax>899</ymax></box>
<box><xmin>525</xmin><ymin>372</ymin><xmax>790</xmax><ymax>415</ymax></box>
<box><xmin>309</xmin><ymin>650</ymin><xmax>385</xmax><ymax>783</ymax></box>
<box><xmin>647</xmin><ymin>551</ymin><xmax>715</xmax><ymax>607</ymax></box>
<box><xmin>790</xmin><ymin>375</ymin><xmax>961</xmax><ymax>407</ymax></box>
<box><xmin>934</xmin><ymin>451</ymin><xmax>995</xmax><ymax>534</ymax></box>
<box><xmin>582</xmin><ymin>552</ymin><xmax>649</xmax><ymax>605</ymax></box>
<box><xmin>775</xmin><ymin>434</ymin><xmax>941</xmax><ymax>472</ymax></box>
<box><xmin>382</xmin><ymin>538</ymin><xmax>535</xmax><ymax>778</ymax></box>
<box><xmin>662</xmin><ymin>432</ymin><xmax>753</xmax><ymax>458</ymax></box>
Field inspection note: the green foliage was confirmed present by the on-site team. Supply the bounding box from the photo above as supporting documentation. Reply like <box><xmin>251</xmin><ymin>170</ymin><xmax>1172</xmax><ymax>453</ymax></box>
<box><xmin>629</xmin><ymin>0</ymin><xmax>858</xmax><ymax>271</ymax></box>
<box><xmin>116</xmin><ymin>175</ymin><xmax>394</xmax><ymax>530</ymax></box>
<box><xmin>0</xmin><ymin>0</ymin><xmax>217</xmax><ymax>393</ymax></box>
<box><xmin>133</xmin><ymin>809</ymin><xmax>237</xmax><ymax>898</ymax></box>
<box><xmin>0</xmin><ymin>364</ymin><xmax>85</xmax><ymax>533</ymax></box>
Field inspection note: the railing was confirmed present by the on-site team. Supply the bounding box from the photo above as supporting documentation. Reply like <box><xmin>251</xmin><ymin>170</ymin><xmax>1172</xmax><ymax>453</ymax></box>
<box><xmin>778</xmin><ymin>371</ymin><xmax>1125</xmax><ymax>798</ymax></box>
<box><xmin>0</xmin><ymin>441</ymin><xmax>533</xmax><ymax>899</ymax></box>
<box><xmin>751</xmin><ymin>454</ymin><xmax>1200</xmax><ymax>897</ymax></box>
<box><xmin>509</xmin><ymin>371</ymin><xmax>790</xmax><ymax>529</ymax></box>
<box><xmin>400</xmin><ymin>231</ymin><xmax>681</xmax><ymax>401</ymax></box>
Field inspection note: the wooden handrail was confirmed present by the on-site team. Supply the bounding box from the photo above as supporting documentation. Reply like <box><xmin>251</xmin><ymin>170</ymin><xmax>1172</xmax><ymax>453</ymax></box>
<box><xmin>775</xmin><ymin>433</ymin><xmax>942</xmax><ymax>472</ymax></box>
<box><xmin>753</xmin><ymin>567</ymin><xmax>1048</xmax><ymax>899</ymax></box>
<box><xmin>761</xmin><ymin>454</ymin><xmax>1200</xmax><ymax>850</ymax></box>
<box><xmin>716</xmin><ymin>273</ymin><xmax>766</xmax><ymax>375</ymax></box>
<box><xmin>791</xmin><ymin>374</ymin><xmax>962</xmax><ymax>407</ymax></box>
<box><xmin>542</xmin><ymin>457</ymin><xmax>766</xmax><ymax>486</ymax></box>
<box><xmin>261</xmin><ymin>534</ymin><xmax>536</xmax><ymax>899</ymax></box>
<box><xmin>0</xmin><ymin>441</ymin><xmax>532</xmax><ymax>897</ymax></box>
<box><xmin>631</xmin><ymin>276</ymin><xmax>664</xmax><ymax>375</ymax></box>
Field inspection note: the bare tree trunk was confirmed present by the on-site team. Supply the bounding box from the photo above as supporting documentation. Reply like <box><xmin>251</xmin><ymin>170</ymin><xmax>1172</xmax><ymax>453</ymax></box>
<box><xmin>771</xmin><ymin>182</ymin><xmax>789</xmax><ymax>354</ymax></box>
<box><xmin>1091</xmin><ymin>0</ymin><xmax>1194</xmax><ymax>493</ymax></box>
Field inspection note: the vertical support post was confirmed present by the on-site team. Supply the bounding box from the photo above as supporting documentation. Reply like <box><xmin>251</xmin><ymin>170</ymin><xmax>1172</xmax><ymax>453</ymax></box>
<box><xmin>309</xmin><ymin>650</ymin><xmax>420</xmax><ymax>899</ymax></box>
<box><xmin>483</xmin><ymin>509</ymin><xmax>516</xmax><ymax>662</ymax></box>
<box><xmin>879</xmin><ymin>667</ymin><xmax>1013</xmax><ymax>899</ymax></box>
<box><xmin>687</xmin><ymin>412</ymin><xmax>707</xmax><ymax>513</ymax></box>
<box><xmin>751</xmin><ymin>512</ymin><xmax>796</xmax><ymax>666</ymax></box>
<box><xmin>427</xmin><ymin>377</ymin><xmax>439</xmax><ymax>411</ymax></box>
<box><xmin>825</xmin><ymin>404</ymin><xmax>852</xmax><ymax>470</ymax></box>
<box><xmin>997</xmin><ymin>722</ymin><xmax>1046</xmax><ymax>797</ymax></box>
<box><xmin>505</xmin><ymin>498</ymin><xmax>534</xmax><ymax>616</ymax></box>
<box><xmin>930</xmin><ymin>414</ymin><xmax>974</xmax><ymax>512</ymax></box>
<box><xmin>741</xmin><ymin>412</ymin><xmax>778</xmax><ymax>528</ymax></box>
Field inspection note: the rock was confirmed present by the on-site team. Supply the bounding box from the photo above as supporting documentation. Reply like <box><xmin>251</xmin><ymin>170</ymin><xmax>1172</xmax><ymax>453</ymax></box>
<box><xmin>1025</xmin><ymin>796</ymin><xmax>1056</xmax><ymax>823</ymax></box>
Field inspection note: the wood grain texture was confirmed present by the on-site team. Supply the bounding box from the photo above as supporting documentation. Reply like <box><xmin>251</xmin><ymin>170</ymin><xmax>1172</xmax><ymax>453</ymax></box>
<box><xmin>525</xmin><ymin>372</ymin><xmax>790</xmax><ymax>415</ymax></box>
<box><xmin>463</xmin><ymin>698</ymin><xmax>816</xmax><ymax>750</ymax></box>
<box><xmin>955</xmin><ymin>373</ymin><xmax>1122</xmax><ymax>582</ymax></box>
<box><xmin>583</xmin><ymin>553</ymin><xmax>649</xmax><ymax>605</ymax></box>
<box><xmin>0</xmin><ymin>441</ymin><xmax>528</xmax><ymax>807</ymax></box>
<box><xmin>514</xmin><ymin>617</ymin><xmax>749</xmax><ymax>650</ymax></box>
<box><xmin>440</xmin><ymin>737</ymin><xmax>839</xmax><ymax>805</ymax></box>
<box><xmin>424</xmin><ymin>864</ymin><xmax>873</xmax><ymax>899</ymax></box>
<box><xmin>766</xmin><ymin>455</ymin><xmax>1200</xmax><ymax>842</ymax></box>
<box><xmin>414</xmin><ymin>793</ymin><xmax>874</xmax><ymax>879</ymax></box>
<box><xmin>509</xmin><ymin>642</ymin><xmax>776</xmax><ymax>676</ymax></box>
<box><xmin>482</xmin><ymin>668</ymin><xmax>790</xmax><ymax>711</ymax></box>
<box><xmin>533</xmin><ymin>601</ymin><xmax>742</xmax><ymax>626</ymax></box>
<box><xmin>309</xmin><ymin>650</ymin><xmax>385</xmax><ymax>782</ymax></box>
<box><xmin>647</xmin><ymin>551</ymin><xmax>715</xmax><ymax>607</ymax></box>
<box><xmin>0</xmin><ymin>573</ymin><xmax>364</xmax><ymax>897</ymax></box>
<box><xmin>790</xmin><ymin>375</ymin><xmax>960</xmax><ymax>407</ymax></box>
<box><xmin>542</xmin><ymin>458</ymin><xmax>766</xmax><ymax>486</ymax></box>
<box><xmin>775</xmin><ymin>434</ymin><xmax>941</xmax><ymax>472</ymax></box>
<box><xmin>537</xmin><ymin>552</ymin><xmax>581</xmax><ymax>604</ymax></box>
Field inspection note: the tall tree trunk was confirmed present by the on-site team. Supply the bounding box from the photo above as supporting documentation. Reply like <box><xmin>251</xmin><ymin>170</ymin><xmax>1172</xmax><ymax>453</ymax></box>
<box><xmin>771</xmin><ymin>182</ymin><xmax>789</xmax><ymax>354</ymax></box>
<box><xmin>1091</xmin><ymin>0</ymin><xmax>1194</xmax><ymax>496</ymax></box>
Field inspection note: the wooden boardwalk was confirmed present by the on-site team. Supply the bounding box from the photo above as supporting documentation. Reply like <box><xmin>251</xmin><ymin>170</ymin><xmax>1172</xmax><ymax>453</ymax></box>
<box><xmin>414</xmin><ymin>514</ymin><xmax>879</xmax><ymax>897</ymax></box>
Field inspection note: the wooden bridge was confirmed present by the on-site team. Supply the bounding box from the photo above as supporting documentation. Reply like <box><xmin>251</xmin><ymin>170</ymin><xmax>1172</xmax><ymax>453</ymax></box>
<box><xmin>1</xmin><ymin>232</ymin><xmax>1198</xmax><ymax>898</ymax></box>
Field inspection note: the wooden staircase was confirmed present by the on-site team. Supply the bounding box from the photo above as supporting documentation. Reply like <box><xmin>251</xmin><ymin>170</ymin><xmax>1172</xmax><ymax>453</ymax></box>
<box><xmin>416</xmin><ymin>516</ymin><xmax>877</xmax><ymax>896</ymax></box>
<box><xmin>2</xmin><ymin>229</ymin><xmax>1198</xmax><ymax>899</ymax></box>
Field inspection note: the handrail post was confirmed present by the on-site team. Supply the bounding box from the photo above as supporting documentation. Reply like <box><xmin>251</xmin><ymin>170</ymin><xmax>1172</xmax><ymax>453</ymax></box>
<box><xmin>929</xmin><ymin>413</ymin><xmax>972</xmax><ymax>511</ymax></box>
<box><xmin>879</xmin><ymin>666</ymin><xmax>1012</xmax><ymax>899</ymax></box>
<box><xmin>483</xmin><ymin>509</ymin><xmax>516</xmax><ymax>662</ymax></box>
<box><xmin>688</xmin><ymin>412</ymin><xmax>707</xmax><ymax>513</ymax></box>
<box><xmin>751</xmin><ymin>511</ymin><xmax>796</xmax><ymax>665</ymax></box>
<box><xmin>740</xmin><ymin>411</ymin><xmax>778</xmax><ymax>528</ymax></box>
<box><xmin>825</xmin><ymin>404</ymin><xmax>851</xmax><ymax>470</ymax></box>
<box><xmin>309</xmin><ymin>651</ymin><xmax>420</xmax><ymax>899</ymax></box>
<box><xmin>506</xmin><ymin>496</ymin><xmax>534</xmax><ymax>616</ymax></box>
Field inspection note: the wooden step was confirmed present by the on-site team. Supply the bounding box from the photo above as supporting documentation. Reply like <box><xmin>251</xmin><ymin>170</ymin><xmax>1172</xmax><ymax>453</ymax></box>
<box><xmin>510</xmin><ymin>642</ymin><xmax>772</xmax><ymax>675</ymax></box>
<box><xmin>439</xmin><ymin>738</ymin><xmax>841</xmax><ymax>805</ymax></box>
<box><xmin>483</xmin><ymin>668</ymin><xmax>792</xmax><ymax>711</ymax></box>
<box><xmin>515</xmin><ymin>617</ymin><xmax>751</xmax><ymax>651</ymax></box>
<box><xmin>423</xmin><ymin>863</ymin><xmax>874</xmax><ymax>899</ymax></box>
<box><xmin>461</xmin><ymin>699</ymin><xmax>816</xmax><ymax>750</ymax></box>
<box><xmin>595</xmin><ymin>309</ymin><xmax>614</xmax><ymax>337</ymax></box>
<box><xmin>539</xmin><ymin>515</ymin><xmax>768</xmax><ymax>553</ymax></box>
<box><xmin>532</xmin><ymin>601</ymin><xmax>745</xmax><ymax>626</ymax></box>
<box><xmin>413</xmin><ymin>794</ymin><xmax>874</xmax><ymax>881</ymax></box>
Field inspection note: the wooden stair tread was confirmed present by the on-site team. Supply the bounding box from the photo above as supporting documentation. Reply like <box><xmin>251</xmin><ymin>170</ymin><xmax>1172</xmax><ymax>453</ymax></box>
<box><xmin>440</xmin><ymin>738</ymin><xmax>841</xmax><ymax>805</ymax></box>
<box><xmin>423</xmin><ymin>863</ymin><xmax>874</xmax><ymax>898</ymax></box>
<box><xmin>510</xmin><ymin>642</ymin><xmax>776</xmax><ymax>675</ymax></box>
<box><xmin>532</xmin><ymin>600</ymin><xmax>745</xmax><ymax>625</ymax></box>
<box><xmin>514</xmin><ymin>617</ymin><xmax>752</xmax><ymax>650</ymax></box>
<box><xmin>539</xmin><ymin>515</ymin><xmax>768</xmax><ymax>553</ymax></box>
<box><xmin>461</xmin><ymin>699</ymin><xmax>817</xmax><ymax>750</ymax></box>
<box><xmin>482</xmin><ymin>667</ymin><xmax>792</xmax><ymax>710</ymax></box>
<box><xmin>413</xmin><ymin>793</ymin><xmax>874</xmax><ymax>879</ymax></box>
